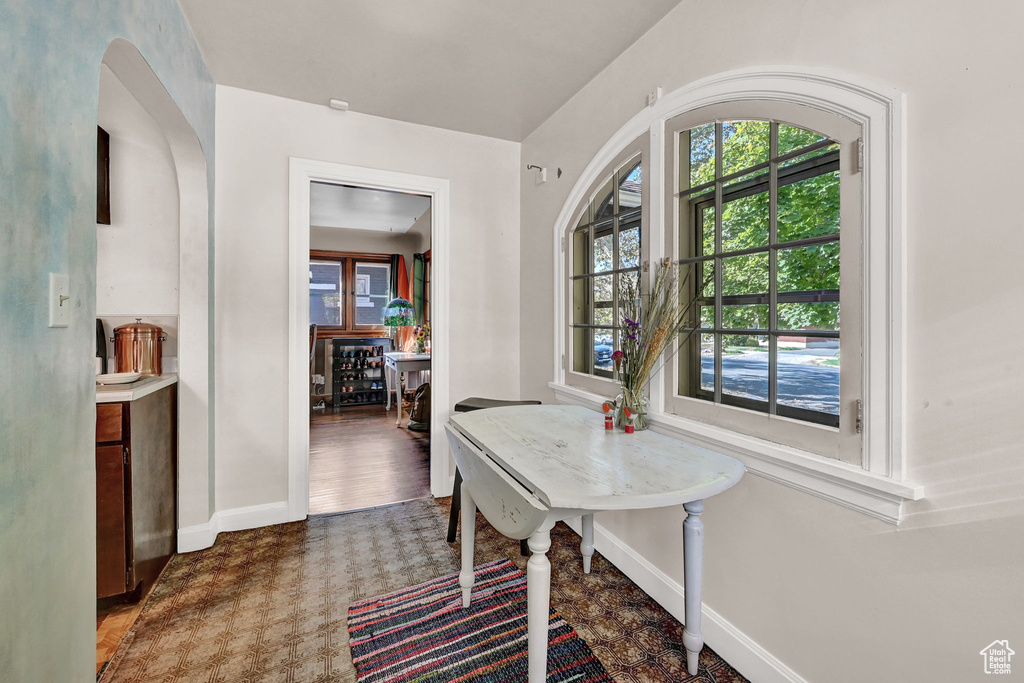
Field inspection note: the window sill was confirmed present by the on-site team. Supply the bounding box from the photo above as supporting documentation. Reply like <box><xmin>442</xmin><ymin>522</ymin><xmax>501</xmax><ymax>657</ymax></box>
<box><xmin>548</xmin><ymin>381</ymin><xmax>924</xmax><ymax>524</ymax></box>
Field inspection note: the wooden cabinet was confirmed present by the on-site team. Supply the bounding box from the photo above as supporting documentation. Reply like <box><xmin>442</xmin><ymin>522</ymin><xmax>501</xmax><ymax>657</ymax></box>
<box><xmin>95</xmin><ymin>383</ymin><xmax>176</xmax><ymax>599</ymax></box>
<box><xmin>96</xmin><ymin>444</ymin><xmax>128</xmax><ymax>598</ymax></box>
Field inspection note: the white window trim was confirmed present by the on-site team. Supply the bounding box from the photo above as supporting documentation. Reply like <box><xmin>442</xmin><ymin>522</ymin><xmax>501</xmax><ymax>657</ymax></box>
<box><xmin>564</xmin><ymin>135</ymin><xmax>648</xmax><ymax>395</ymax></box>
<box><xmin>551</xmin><ymin>66</ymin><xmax>922</xmax><ymax>523</ymax></box>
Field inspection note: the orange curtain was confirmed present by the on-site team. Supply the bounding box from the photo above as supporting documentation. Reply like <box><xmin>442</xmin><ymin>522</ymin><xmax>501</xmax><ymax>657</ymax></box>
<box><xmin>396</xmin><ymin>255</ymin><xmax>414</xmax><ymax>351</ymax></box>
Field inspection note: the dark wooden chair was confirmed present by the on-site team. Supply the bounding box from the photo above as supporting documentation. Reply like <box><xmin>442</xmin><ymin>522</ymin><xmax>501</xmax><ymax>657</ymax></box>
<box><xmin>449</xmin><ymin>397</ymin><xmax>542</xmax><ymax>556</ymax></box>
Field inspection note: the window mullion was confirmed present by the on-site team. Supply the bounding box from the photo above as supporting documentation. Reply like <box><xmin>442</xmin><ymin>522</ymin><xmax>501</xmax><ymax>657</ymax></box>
<box><xmin>612</xmin><ymin>197</ymin><xmax>620</xmax><ymax>346</ymax></box>
<box><xmin>768</xmin><ymin>123</ymin><xmax>779</xmax><ymax>415</ymax></box>
<box><xmin>713</xmin><ymin>122</ymin><xmax>723</xmax><ymax>404</ymax></box>
<box><xmin>588</xmin><ymin>222</ymin><xmax>595</xmax><ymax>373</ymax></box>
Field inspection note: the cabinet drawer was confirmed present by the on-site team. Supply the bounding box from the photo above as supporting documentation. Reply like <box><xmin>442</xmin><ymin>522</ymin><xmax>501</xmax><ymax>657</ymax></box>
<box><xmin>96</xmin><ymin>403</ymin><xmax>123</xmax><ymax>443</ymax></box>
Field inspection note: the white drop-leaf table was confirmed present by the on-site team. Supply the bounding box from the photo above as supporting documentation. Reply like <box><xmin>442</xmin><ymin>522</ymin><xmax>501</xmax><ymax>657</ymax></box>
<box><xmin>445</xmin><ymin>404</ymin><xmax>744</xmax><ymax>682</ymax></box>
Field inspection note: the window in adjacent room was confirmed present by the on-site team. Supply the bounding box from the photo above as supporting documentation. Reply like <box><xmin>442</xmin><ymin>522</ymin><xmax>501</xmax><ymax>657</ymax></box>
<box><xmin>310</xmin><ymin>259</ymin><xmax>344</xmax><ymax>326</ymax></box>
<box><xmin>309</xmin><ymin>251</ymin><xmax>391</xmax><ymax>336</ymax></box>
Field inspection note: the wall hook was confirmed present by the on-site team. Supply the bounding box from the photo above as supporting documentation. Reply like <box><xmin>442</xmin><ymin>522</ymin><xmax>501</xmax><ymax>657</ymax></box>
<box><xmin>526</xmin><ymin>164</ymin><xmax>547</xmax><ymax>183</ymax></box>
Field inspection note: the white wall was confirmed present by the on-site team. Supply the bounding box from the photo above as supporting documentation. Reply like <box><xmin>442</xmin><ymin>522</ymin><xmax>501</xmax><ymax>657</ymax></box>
<box><xmin>96</xmin><ymin>65</ymin><xmax>179</xmax><ymax>316</ymax></box>
<box><xmin>215</xmin><ymin>85</ymin><xmax>520</xmax><ymax>511</ymax></box>
<box><xmin>520</xmin><ymin>1</ymin><xmax>1024</xmax><ymax>681</ymax></box>
<box><xmin>310</xmin><ymin>217</ymin><xmax>428</xmax><ymax>262</ymax></box>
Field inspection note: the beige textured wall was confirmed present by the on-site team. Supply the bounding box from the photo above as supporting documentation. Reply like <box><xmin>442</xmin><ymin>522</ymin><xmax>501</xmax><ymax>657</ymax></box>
<box><xmin>0</xmin><ymin>2</ymin><xmax>214</xmax><ymax>679</ymax></box>
<box><xmin>519</xmin><ymin>1</ymin><xmax>1024</xmax><ymax>681</ymax></box>
<box><xmin>215</xmin><ymin>85</ymin><xmax>520</xmax><ymax>511</ymax></box>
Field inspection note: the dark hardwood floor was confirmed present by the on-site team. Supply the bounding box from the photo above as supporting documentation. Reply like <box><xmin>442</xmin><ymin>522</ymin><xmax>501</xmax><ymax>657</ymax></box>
<box><xmin>309</xmin><ymin>403</ymin><xmax>430</xmax><ymax>515</ymax></box>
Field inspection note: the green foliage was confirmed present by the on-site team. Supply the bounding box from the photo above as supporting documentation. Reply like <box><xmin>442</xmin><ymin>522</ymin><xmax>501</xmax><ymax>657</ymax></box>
<box><xmin>778</xmin><ymin>172</ymin><xmax>840</xmax><ymax>242</ymax></box>
<box><xmin>690</xmin><ymin>124</ymin><xmax>715</xmax><ymax>186</ymax></box>
<box><xmin>779</xmin><ymin>124</ymin><xmax>826</xmax><ymax>154</ymax></box>
<box><xmin>688</xmin><ymin>120</ymin><xmax>841</xmax><ymax>332</ymax></box>
<box><xmin>723</xmin><ymin>121</ymin><xmax>770</xmax><ymax>175</ymax></box>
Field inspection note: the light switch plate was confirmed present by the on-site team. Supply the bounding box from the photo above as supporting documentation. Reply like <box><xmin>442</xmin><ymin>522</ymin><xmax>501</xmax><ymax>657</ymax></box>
<box><xmin>48</xmin><ymin>273</ymin><xmax>69</xmax><ymax>328</ymax></box>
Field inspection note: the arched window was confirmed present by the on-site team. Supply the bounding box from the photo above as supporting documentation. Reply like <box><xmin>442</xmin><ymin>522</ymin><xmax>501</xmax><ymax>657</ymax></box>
<box><xmin>554</xmin><ymin>69</ymin><xmax>916</xmax><ymax>519</ymax></box>
<box><xmin>564</xmin><ymin>134</ymin><xmax>648</xmax><ymax>396</ymax></box>
<box><xmin>665</xmin><ymin>101</ymin><xmax>862</xmax><ymax>463</ymax></box>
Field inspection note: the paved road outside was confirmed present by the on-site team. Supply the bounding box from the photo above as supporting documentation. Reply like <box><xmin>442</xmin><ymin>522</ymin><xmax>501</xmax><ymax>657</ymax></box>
<box><xmin>702</xmin><ymin>347</ymin><xmax>839</xmax><ymax>414</ymax></box>
<box><xmin>595</xmin><ymin>345</ymin><xmax>840</xmax><ymax>416</ymax></box>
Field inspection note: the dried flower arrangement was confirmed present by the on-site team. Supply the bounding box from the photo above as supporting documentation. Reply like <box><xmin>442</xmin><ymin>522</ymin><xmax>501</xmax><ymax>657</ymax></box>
<box><xmin>610</xmin><ymin>259</ymin><xmax>708</xmax><ymax>430</ymax></box>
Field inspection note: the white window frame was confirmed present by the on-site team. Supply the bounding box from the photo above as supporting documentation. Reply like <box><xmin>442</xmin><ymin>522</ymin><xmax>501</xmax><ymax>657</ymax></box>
<box><xmin>563</xmin><ymin>134</ymin><xmax>649</xmax><ymax>397</ymax></box>
<box><xmin>550</xmin><ymin>66</ymin><xmax>923</xmax><ymax>524</ymax></box>
<box><xmin>664</xmin><ymin>100</ymin><xmax>863</xmax><ymax>465</ymax></box>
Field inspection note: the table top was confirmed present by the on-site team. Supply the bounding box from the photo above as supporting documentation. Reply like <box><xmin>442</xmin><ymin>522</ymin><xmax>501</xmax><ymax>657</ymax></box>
<box><xmin>384</xmin><ymin>352</ymin><xmax>431</xmax><ymax>362</ymax></box>
<box><xmin>448</xmin><ymin>404</ymin><xmax>745</xmax><ymax>510</ymax></box>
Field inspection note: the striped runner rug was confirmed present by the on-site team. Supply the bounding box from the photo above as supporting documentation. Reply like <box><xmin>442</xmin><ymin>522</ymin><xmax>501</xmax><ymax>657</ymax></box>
<box><xmin>348</xmin><ymin>558</ymin><xmax>615</xmax><ymax>683</ymax></box>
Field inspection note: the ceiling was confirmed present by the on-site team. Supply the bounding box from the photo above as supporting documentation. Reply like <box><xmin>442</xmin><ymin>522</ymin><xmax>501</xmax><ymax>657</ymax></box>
<box><xmin>310</xmin><ymin>182</ymin><xmax>430</xmax><ymax>233</ymax></box>
<box><xmin>178</xmin><ymin>0</ymin><xmax>683</xmax><ymax>141</ymax></box>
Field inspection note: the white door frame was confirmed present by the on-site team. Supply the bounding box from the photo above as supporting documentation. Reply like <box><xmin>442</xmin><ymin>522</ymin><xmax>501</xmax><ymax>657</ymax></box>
<box><xmin>287</xmin><ymin>158</ymin><xmax>451</xmax><ymax>521</ymax></box>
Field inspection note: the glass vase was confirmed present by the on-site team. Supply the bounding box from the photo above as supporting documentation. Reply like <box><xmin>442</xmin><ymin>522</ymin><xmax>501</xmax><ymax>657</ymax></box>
<box><xmin>614</xmin><ymin>389</ymin><xmax>649</xmax><ymax>431</ymax></box>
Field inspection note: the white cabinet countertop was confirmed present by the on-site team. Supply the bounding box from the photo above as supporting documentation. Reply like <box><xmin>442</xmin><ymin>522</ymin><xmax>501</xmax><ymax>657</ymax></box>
<box><xmin>96</xmin><ymin>374</ymin><xmax>178</xmax><ymax>403</ymax></box>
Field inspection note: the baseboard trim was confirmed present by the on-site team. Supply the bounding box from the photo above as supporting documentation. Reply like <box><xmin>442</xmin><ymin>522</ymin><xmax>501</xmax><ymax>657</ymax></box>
<box><xmin>177</xmin><ymin>518</ymin><xmax>216</xmax><ymax>553</ymax></box>
<box><xmin>565</xmin><ymin>517</ymin><xmax>808</xmax><ymax>683</ymax></box>
<box><xmin>177</xmin><ymin>501</ymin><xmax>290</xmax><ymax>553</ymax></box>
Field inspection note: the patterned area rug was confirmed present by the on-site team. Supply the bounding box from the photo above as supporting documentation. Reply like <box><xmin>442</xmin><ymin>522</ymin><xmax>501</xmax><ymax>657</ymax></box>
<box><xmin>102</xmin><ymin>497</ymin><xmax>747</xmax><ymax>683</ymax></box>
<box><xmin>348</xmin><ymin>559</ymin><xmax>614</xmax><ymax>683</ymax></box>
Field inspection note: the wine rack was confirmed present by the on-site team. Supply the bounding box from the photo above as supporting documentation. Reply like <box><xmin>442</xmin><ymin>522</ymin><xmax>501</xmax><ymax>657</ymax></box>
<box><xmin>331</xmin><ymin>337</ymin><xmax>391</xmax><ymax>406</ymax></box>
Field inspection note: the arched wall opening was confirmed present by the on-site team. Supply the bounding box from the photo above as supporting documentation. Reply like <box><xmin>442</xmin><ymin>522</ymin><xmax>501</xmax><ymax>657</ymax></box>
<box><xmin>98</xmin><ymin>39</ymin><xmax>213</xmax><ymax>539</ymax></box>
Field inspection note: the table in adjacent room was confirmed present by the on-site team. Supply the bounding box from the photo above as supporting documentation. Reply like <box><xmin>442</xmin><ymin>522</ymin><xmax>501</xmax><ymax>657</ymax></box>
<box><xmin>383</xmin><ymin>351</ymin><xmax>431</xmax><ymax>426</ymax></box>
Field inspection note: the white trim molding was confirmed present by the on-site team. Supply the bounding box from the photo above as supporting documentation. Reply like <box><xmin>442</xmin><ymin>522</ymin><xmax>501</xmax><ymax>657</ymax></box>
<box><xmin>564</xmin><ymin>515</ymin><xmax>811</xmax><ymax>683</ymax></box>
<box><xmin>551</xmin><ymin>66</ymin><xmax>915</xmax><ymax>518</ymax></box>
<box><xmin>178</xmin><ymin>501</ymin><xmax>290</xmax><ymax>553</ymax></box>
<box><xmin>102</xmin><ymin>39</ymin><xmax>214</xmax><ymax>532</ymax></box>
<box><xmin>288</xmin><ymin>158</ymin><xmax>452</xmax><ymax>523</ymax></box>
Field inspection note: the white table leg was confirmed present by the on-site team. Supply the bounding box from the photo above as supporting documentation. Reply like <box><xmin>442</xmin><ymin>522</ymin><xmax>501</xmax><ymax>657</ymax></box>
<box><xmin>682</xmin><ymin>499</ymin><xmax>705</xmax><ymax>675</ymax></box>
<box><xmin>580</xmin><ymin>513</ymin><xmax>594</xmax><ymax>574</ymax></box>
<box><xmin>459</xmin><ymin>483</ymin><xmax>476</xmax><ymax>608</ymax></box>
<box><xmin>527</xmin><ymin>526</ymin><xmax>552</xmax><ymax>683</ymax></box>
<box><xmin>395</xmin><ymin>369</ymin><xmax>403</xmax><ymax>427</ymax></box>
<box><xmin>384</xmin><ymin>362</ymin><xmax>394</xmax><ymax>410</ymax></box>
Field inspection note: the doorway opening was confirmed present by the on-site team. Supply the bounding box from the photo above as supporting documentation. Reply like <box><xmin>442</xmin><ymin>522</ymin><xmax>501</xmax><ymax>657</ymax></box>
<box><xmin>287</xmin><ymin>158</ymin><xmax>452</xmax><ymax>524</ymax></box>
<box><xmin>307</xmin><ymin>183</ymin><xmax>432</xmax><ymax>514</ymax></box>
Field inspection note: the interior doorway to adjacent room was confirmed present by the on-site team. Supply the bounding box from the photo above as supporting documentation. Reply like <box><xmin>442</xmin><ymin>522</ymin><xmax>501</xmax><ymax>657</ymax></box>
<box><xmin>306</xmin><ymin>182</ymin><xmax>433</xmax><ymax>515</ymax></box>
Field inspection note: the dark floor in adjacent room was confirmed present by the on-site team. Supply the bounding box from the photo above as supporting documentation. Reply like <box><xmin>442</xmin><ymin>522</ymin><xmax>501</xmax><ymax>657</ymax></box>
<box><xmin>99</xmin><ymin>497</ymin><xmax>747</xmax><ymax>683</ymax></box>
<box><xmin>308</xmin><ymin>403</ymin><xmax>430</xmax><ymax>515</ymax></box>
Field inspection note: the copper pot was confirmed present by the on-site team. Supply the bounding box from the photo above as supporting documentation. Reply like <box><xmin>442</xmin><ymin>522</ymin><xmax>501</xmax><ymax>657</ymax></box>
<box><xmin>112</xmin><ymin>319</ymin><xmax>166</xmax><ymax>376</ymax></box>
